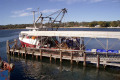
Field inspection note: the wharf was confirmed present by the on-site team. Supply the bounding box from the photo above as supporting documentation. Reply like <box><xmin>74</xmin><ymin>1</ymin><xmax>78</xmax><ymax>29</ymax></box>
<box><xmin>6</xmin><ymin>39</ymin><xmax>120</xmax><ymax>69</ymax></box>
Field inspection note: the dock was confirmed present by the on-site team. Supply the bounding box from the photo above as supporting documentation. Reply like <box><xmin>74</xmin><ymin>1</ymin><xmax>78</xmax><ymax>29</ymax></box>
<box><xmin>6</xmin><ymin>39</ymin><xmax>120</xmax><ymax>69</ymax></box>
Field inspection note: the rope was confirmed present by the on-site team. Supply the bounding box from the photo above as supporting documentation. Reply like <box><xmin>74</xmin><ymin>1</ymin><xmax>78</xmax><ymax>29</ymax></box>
<box><xmin>40</xmin><ymin>37</ymin><xmax>49</xmax><ymax>47</ymax></box>
<box><xmin>50</xmin><ymin>37</ymin><xmax>60</xmax><ymax>48</ymax></box>
<box><xmin>95</xmin><ymin>38</ymin><xmax>106</xmax><ymax>50</ymax></box>
<box><xmin>108</xmin><ymin>39</ymin><xmax>120</xmax><ymax>50</ymax></box>
<box><xmin>81</xmin><ymin>38</ymin><xmax>92</xmax><ymax>50</ymax></box>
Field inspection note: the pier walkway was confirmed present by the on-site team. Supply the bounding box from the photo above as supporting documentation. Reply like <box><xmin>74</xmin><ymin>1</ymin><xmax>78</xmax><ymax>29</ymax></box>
<box><xmin>6</xmin><ymin>39</ymin><xmax>120</xmax><ymax>69</ymax></box>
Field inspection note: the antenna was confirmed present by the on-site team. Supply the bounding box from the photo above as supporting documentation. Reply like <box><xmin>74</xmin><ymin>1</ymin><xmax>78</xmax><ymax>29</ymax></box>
<box><xmin>31</xmin><ymin>11</ymin><xmax>37</xmax><ymax>28</ymax></box>
<box><xmin>38</xmin><ymin>7</ymin><xmax>40</xmax><ymax>17</ymax></box>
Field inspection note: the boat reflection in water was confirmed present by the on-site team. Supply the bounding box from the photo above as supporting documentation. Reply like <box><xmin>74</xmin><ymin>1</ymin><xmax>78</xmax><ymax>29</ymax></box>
<box><xmin>8</xmin><ymin>54</ymin><xmax>120</xmax><ymax>80</ymax></box>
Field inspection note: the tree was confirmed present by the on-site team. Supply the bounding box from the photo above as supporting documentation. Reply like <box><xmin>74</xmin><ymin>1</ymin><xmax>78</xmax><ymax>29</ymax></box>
<box><xmin>110</xmin><ymin>21</ymin><xmax>118</xmax><ymax>27</ymax></box>
<box><xmin>89</xmin><ymin>21</ymin><xmax>98</xmax><ymax>27</ymax></box>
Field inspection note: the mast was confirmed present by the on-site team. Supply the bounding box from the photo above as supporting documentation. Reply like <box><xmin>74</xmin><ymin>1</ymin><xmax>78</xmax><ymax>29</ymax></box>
<box><xmin>31</xmin><ymin>11</ymin><xmax>37</xmax><ymax>28</ymax></box>
<box><xmin>33</xmin><ymin>8</ymin><xmax>67</xmax><ymax>29</ymax></box>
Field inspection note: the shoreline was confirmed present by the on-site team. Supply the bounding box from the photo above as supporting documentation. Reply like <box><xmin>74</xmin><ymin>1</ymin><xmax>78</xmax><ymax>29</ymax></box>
<box><xmin>1</xmin><ymin>27</ymin><xmax>120</xmax><ymax>30</ymax></box>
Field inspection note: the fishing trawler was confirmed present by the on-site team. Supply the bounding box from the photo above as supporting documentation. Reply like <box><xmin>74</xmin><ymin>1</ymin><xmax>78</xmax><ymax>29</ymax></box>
<box><xmin>19</xmin><ymin>8</ymin><xmax>85</xmax><ymax>51</ymax></box>
<box><xmin>19</xmin><ymin>9</ymin><xmax>69</xmax><ymax>48</ymax></box>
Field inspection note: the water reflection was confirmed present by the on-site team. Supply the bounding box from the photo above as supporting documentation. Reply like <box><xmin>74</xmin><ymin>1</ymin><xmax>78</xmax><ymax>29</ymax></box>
<box><xmin>8</xmin><ymin>54</ymin><xmax>120</xmax><ymax>80</ymax></box>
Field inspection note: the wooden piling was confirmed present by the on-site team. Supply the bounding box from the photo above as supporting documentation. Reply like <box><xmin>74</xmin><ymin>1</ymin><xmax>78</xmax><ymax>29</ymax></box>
<box><xmin>14</xmin><ymin>39</ymin><xmax>17</xmax><ymax>48</ymax></box>
<box><xmin>24</xmin><ymin>45</ymin><xmax>27</xmax><ymax>58</ymax></box>
<box><xmin>55</xmin><ymin>57</ymin><xmax>56</xmax><ymax>63</ymax></box>
<box><xmin>76</xmin><ymin>61</ymin><xmax>79</xmax><ymax>65</ymax></box>
<box><xmin>103</xmin><ymin>64</ymin><xmax>106</xmax><ymax>69</ymax></box>
<box><xmin>50</xmin><ymin>54</ymin><xmax>52</xmax><ymax>63</ymax></box>
<box><xmin>32</xmin><ymin>51</ymin><xmax>34</xmax><ymax>59</ymax></box>
<box><xmin>22</xmin><ymin>53</ymin><xmax>23</xmax><ymax>57</ymax></box>
<box><xmin>83</xmin><ymin>53</ymin><xmax>86</xmax><ymax>67</ymax></box>
<box><xmin>60</xmin><ymin>50</ymin><xmax>62</xmax><ymax>63</ymax></box>
<box><xmin>6</xmin><ymin>40</ymin><xmax>10</xmax><ymax>54</ymax></box>
<box><xmin>96</xmin><ymin>55</ymin><xmax>100</xmax><ymax>69</ymax></box>
<box><xmin>71</xmin><ymin>52</ymin><xmax>73</xmax><ymax>64</ymax></box>
<box><xmin>18</xmin><ymin>50</ymin><xmax>20</xmax><ymax>57</ymax></box>
<box><xmin>13</xmin><ymin>48</ymin><xmax>15</xmax><ymax>55</ymax></box>
<box><xmin>39</xmin><ymin>49</ymin><xmax>42</xmax><ymax>61</ymax></box>
<box><xmin>36</xmin><ymin>55</ymin><xmax>38</xmax><ymax>60</ymax></box>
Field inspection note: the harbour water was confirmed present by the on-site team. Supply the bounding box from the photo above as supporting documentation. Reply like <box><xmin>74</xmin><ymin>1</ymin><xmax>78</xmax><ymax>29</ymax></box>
<box><xmin>1</xmin><ymin>28</ymin><xmax>120</xmax><ymax>80</ymax></box>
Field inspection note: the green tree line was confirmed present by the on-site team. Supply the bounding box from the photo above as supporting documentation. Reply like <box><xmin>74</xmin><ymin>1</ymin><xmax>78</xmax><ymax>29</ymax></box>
<box><xmin>0</xmin><ymin>20</ymin><xmax>120</xmax><ymax>29</ymax></box>
<box><xmin>0</xmin><ymin>24</ymin><xmax>33</xmax><ymax>30</ymax></box>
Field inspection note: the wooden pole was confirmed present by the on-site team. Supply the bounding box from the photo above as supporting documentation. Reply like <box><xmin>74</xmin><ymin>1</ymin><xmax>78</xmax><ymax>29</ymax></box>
<box><xmin>60</xmin><ymin>50</ymin><xmax>62</xmax><ymax>63</ymax></box>
<box><xmin>6</xmin><ymin>40</ymin><xmax>9</xmax><ymax>53</ymax></box>
<box><xmin>13</xmin><ymin>39</ymin><xmax>17</xmax><ymax>55</ymax></box>
<box><xmin>82</xmin><ymin>37</ymin><xmax>84</xmax><ymax>50</ymax></box>
<box><xmin>76</xmin><ymin>61</ymin><xmax>79</xmax><ymax>65</ymax></box>
<box><xmin>80</xmin><ymin>37</ymin><xmax>81</xmax><ymax>50</ymax></box>
<box><xmin>96</xmin><ymin>55</ymin><xmax>100</xmax><ymax>69</ymax></box>
<box><xmin>24</xmin><ymin>45</ymin><xmax>27</xmax><ymax>59</ymax></box>
<box><xmin>106</xmin><ymin>38</ymin><xmax>108</xmax><ymax>57</ymax></box>
<box><xmin>18</xmin><ymin>50</ymin><xmax>20</xmax><ymax>57</ymax></box>
<box><xmin>36</xmin><ymin>55</ymin><xmax>38</xmax><ymax>60</ymax></box>
<box><xmin>50</xmin><ymin>54</ymin><xmax>52</xmax><ymax>63</ymax></box>
<box><xmin>55</xmin><ymin>57</ymin><xmax>56</xmax><ymax>63</ymax></box>
<box><xmin>32</xmin><ymin>51</ymin><xmax>34</xmax><ymax>59</ymax></box>
<box><xmin>103</xmin><ymin>64</ymin><xmax>106</xmax><ymax>69</ymax></box>
<box><xmin>14</xmin><ymin>39</ymin><xmax>17</xmax><ymax>48</ymax></box>
<box><xmin>40</xmin><ymin>48</ymin><xmax>42</xmax><ymax>61</ymax></box>
<box><xmin>13</xmin><ymin>48</ymin><xmax>15</xmax><ymax>56</ymax></box>
<box><xmin>22</xmin><ymin>53</ymin><xmax>23</xmax><ymax>57</ymax></box>
<box><xmin>83</xmin><ymin>53</ymin><xmax>86</xmax><ymax>67</ymax></box>
<box><xmin>71</xmin><ymin>51</ymin><xmax>73</xmax><ymax>64</ymax></box>
<box><xmin>59</xmin><ymin>38</ymin><xmax>62</xmax><ymax>63</ymax></box>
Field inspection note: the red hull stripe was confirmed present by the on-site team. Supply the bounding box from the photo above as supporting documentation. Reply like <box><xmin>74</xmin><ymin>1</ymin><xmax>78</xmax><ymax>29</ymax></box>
<box><xmin>20</xmin><ymin>41</ymin><xmax>36</xmax><ymax>48</ymax></box>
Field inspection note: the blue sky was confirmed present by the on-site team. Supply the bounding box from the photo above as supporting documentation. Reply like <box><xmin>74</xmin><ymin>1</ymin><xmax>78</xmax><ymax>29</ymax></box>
<box><xmin>0</xmin><ymin>0</ymin><xmax>120</xmax><ymax>25</ymax></box>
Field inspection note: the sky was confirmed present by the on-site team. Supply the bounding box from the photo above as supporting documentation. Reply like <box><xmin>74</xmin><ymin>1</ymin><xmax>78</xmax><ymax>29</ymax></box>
<box><xmin>0</xmin><ymin>0</ymin><xmax>120</xmax><ymax>25</ymax></box>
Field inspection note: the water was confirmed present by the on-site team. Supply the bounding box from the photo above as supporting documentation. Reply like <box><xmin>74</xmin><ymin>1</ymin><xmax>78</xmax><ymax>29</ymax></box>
<box><xmin>1</xmin><ymin>28</ymin><xmax>120</xmax><ymax>80</ymax></box>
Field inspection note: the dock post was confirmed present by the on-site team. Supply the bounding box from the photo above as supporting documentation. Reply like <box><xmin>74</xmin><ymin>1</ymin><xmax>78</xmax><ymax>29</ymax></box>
<box><xmin>60</xmin><ymin>50</ymin><xmax>62</xmax><ymax>63</ymax></box>
<box><xmin>82</xmin><ymin>37</ymin><xmax>85</xmax><ymax>50</ymax></box>
<box><xmin>32</xmin><ymin>50</ymin><xmax>34</xmax><ymax>59</ymax></box>
<box><xmin>106</xmin><ymin>38</ymin><xmax>108</xmax><ymax>57</ymax></box>
<box><xmin>83</xmin><ymin>53</ymin><xmax>86</xmax><ymax>67</ymax></box>
<box><xmin>18</xmin><ymin>49</ymin><xmax>20</xmax><ymax>57</ymax></box>
<box><xmin>76</xmin><ymin>61</ymin><xmax>79</xmax><ymax>65</ymax></box>
<box><xmin>6</xmin><ymin>40</ymin><xmax>10</xmax><ymax>54</ymax></box>
<box><xmin>22</xmin><ymin>53</ymin><xmax>23</xmax><ymax>57</ymax></box>
<box><xmin>103</xmin><ymin>64</ymin><xmax>106</xmax><ymax>69</ymax></box>
<box><xmin>55</xmin><ymin>57</ymin><xmax>56</xmax><ymax>63</ymax></box>
<box><xmin>24</xmin><ymin>45</ymin><xmax>27</xmax><ymax>58</ymax></box>
<box><xmin>71</xmin><ymin>51</ymin><xmax>73</xmax><ymax>64</ymax></box>
<box><xmin>14</xmin><ymin>39</ymin><xmax>17</xmax><ymax>48</ymax></box>
<box><xmin>39</xmin><ymin>48</ymin><xmax>42</xmax><ymax>61</ymax></box>
<box><xmin>50</xmin><ymin>54</ymin><xmax>52</xmax><ymax>63</ymax></box>
<box><xmin>13</xmin><ymin>47</ymin><xmax>15</xmax><ymax>56</ymax></box>
<box><xmin>96</xmin><ymin>55</ymin><xmax>100</xmax><ymax>69</ymax></box>
<box><xmin>13</xmin><ymin>39</ymin><xmax>17</xmax><ymax>56</ymax></box>
<box><xmin>36</xmin><ymin>55</ymin><xmax>38</xmax><ymax>60</ymax></box>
